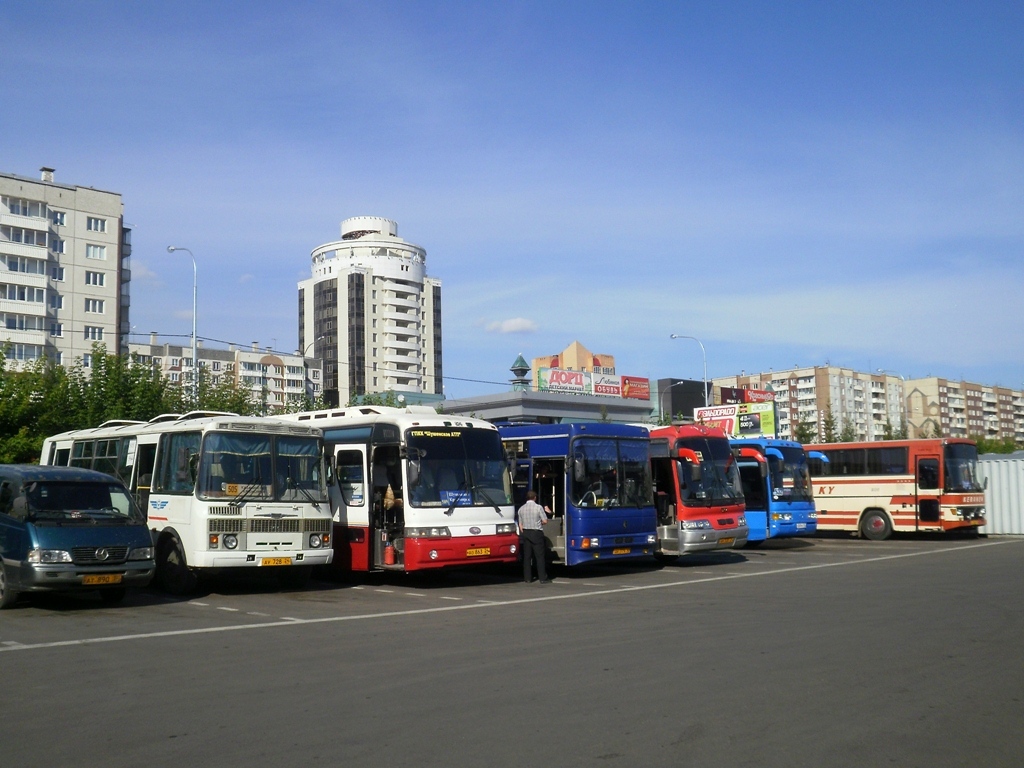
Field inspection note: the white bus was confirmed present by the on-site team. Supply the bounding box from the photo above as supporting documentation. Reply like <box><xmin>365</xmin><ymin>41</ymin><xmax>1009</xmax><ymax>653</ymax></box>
<box><xmin>276</xmin><ymin>406</ymin><xmax>519</xmax><ymax>572</ymax></box>
<box><xmin>40</xmin><ymin>412</ymin><xmax>333</xmax><ymax>592</ymax></box>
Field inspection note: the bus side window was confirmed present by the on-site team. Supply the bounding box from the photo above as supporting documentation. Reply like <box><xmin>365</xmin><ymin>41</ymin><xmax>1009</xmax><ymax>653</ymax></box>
<box><xmin>154</xmin><ymin>432</ymin><xmax>201</xmax><ymax>494</ymax></box>
<box><xmin>918</xmin><ymin>459</ymin><xmax>940</xmax><ymax>491</ymax></box>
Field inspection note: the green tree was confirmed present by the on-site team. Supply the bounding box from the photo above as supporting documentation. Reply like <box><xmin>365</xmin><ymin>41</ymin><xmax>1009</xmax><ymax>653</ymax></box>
<box><xmin>839</xmin><ymin>418</ymin><xmax>857</xmax><ymax>442</ymax></box>
<box><xmin>792</xmin><ymin>418</ymin><xmax>817</xmax><ymax>444</ymax></box>
<box><xmin>971</xmin><ymin>434</ymin><xmax>1019</xmax><ymax>455</ymax></box>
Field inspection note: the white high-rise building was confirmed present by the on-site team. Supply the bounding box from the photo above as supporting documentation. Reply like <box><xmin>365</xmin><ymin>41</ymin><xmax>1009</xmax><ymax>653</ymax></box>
<box><xmin>1</xmin><ymin>167</ymin><xmax>129</xmax><ymax>368</ymax></box>
<box><xmin>298</xmin><ymin>216</ymin><xmax>442</xmax><ymax>406</ymax></box>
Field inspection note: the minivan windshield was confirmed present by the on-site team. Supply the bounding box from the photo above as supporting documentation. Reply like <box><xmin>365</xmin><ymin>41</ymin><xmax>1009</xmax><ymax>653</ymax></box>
<box><xmin>25</xmin><ymin>481</ymin><xmax>144</xmax><ymax>523</ymax></box>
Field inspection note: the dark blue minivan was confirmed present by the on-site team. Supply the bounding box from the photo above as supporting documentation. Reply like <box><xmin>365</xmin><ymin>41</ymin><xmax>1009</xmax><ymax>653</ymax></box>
<box><xmin>0</xmin><ymin>465</ymin><xmax>155</xmax><ymax>607</ymax></box>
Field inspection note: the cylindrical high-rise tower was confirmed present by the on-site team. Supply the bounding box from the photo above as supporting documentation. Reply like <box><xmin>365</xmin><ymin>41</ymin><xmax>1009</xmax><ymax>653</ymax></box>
<box><xmin>298</xmin><ymin>217</ymin><xmax>442</xmax><ymax>406</ymax></box>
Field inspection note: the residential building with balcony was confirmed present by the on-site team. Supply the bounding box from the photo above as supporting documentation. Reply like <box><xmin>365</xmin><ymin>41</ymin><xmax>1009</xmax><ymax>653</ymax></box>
<box><xmin>1</xmin><ymin>167</ymin><xmax>129</xmax><ymax>369</ymax></box>
<box><xmin>128</xmin><ymin>334</ymin><xmax>322</xmax><ymax>413</ymax></box>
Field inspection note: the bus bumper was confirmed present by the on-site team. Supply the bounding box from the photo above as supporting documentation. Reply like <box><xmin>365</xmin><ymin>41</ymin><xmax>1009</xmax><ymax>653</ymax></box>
<box><xmin>675</xmin><ymin>526</ymin><xmax>748</xmax><ymax>554</ymax></box>
<box><xmin>401</xmin><ymin>533</ymin><xmax>519</xmax><ymax>570</ymax></box>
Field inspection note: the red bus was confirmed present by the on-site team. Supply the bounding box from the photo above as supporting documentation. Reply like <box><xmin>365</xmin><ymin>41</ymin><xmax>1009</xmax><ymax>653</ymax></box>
<box><xmin>649</xmin><ymin>424</ymin><xmax>748</xmax><ymax>557</ymax></box>
<box><xmin>805</xmin><ymin>438</ymin><xmax>986</xmax><ymax>540</ymax></box>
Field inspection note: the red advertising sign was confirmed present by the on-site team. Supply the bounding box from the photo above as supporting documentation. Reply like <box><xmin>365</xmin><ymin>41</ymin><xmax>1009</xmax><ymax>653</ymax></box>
<box><xmin>745</xmin><ymin>389</ymin><xmax>775</xmax><ymax>403</ymax></box>
<box><xmin>621</xmin><ymin>376</ymin><xmax>650</xmax><ymax>400</ymax></box>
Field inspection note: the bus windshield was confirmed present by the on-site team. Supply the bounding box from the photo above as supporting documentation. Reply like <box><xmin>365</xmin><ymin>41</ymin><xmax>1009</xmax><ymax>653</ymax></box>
<box><xmin>570</xmin><ymin>437</ymin><xmax>653</xmax><ymax>509</ymax></box>
<box><xmin>944</xmin><ymin>443</ymin><xmax>983</xmax><ymax>492</ymax></box>
<box><xmin>406</xmin><ymin>428</ymin><xmax>512</xmax><ymax>508</ymax></box>
<box><xmin>767</xmin><ymin>446</ymin><xmax>814</xmax><ymax>503</ymax></box>
<box><xmin>199</xmin><ymin>432</ymin><xmax>327</xmax><ymax>502</ymax></box>
<box><xmin>676</xmin><ymin>437</ymin><xmax>743</xmax><ymax>506</ymax></box>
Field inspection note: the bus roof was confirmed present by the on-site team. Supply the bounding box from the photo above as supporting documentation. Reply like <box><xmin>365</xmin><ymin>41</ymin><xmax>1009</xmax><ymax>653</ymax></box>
<box><xmin>498</xmin><ymin>422</ymin><xmax>651</xmax><ymax>440</ymax></box>
<box><xmin>42</xmin><ymin>413</ymin><xmax>322</xmax><ymax>444</ymax></box>
<box><xmin>275</xmin><ymin>406</ymin><xmax>498</xmax><ymax>433</ymax></box>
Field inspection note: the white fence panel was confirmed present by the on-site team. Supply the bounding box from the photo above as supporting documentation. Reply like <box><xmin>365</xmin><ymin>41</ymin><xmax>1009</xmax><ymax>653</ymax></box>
<box><xmin>978</xmin><ymin>453</ymin><xmax>1024</xmax><ymax>535</ymax></box>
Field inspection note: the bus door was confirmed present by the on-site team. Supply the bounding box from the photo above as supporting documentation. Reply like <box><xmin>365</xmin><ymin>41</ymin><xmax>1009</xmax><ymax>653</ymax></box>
<box><xmin>531</xmin><ymin>458</ymin><xmax>565</xmax><ymax>557</ymax></box>
<box><xmin>369</xmin><ymin>444</ymin><xmax>403</xmax><ymax>569</ymax></box>
<box><xmin>916</xmin><ymin>455</ymin><xmax>941</xmax><ymax>527</ymax></box>
<box><xmin>332</xmin><ymin>444</ymin><xmax>371</xmax><ymax>570</ymax></box>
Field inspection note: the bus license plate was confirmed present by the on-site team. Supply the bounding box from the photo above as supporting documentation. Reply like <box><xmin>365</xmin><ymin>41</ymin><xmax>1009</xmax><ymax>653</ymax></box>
<box><xmin>466</xmin><ymin>547</ymin><xmax>490</xmax><ymax>557</ymax></box>
<box><xmin>719</xmin><ymin>537</ymin><xmax>735</xmax><ymax>546</ymax></box>
<box><xmin>260</xmin><ymin>557</ymin><xmax>292</xmax><ymax>566</ymax></box>
<box><xmin>612</xmin><ymin>548</ymin><xmax>631</xmax><ymax>555</ymax></box>
<box><xmin>83</xmin><ymin>574</ymin><xmax>122</xmax><ymax>585</ymax></box>
<box><xmin>796</xmin><ymin>523</ymin><xmax>807</xmax><ymax>529</ymax></box>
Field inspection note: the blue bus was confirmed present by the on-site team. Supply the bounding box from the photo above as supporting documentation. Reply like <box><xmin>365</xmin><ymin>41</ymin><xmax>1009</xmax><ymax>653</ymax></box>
<box><xmin>499</xmin><ymin>423</ymin><xmax>658</xmax><ymax>566</ymax></box>
<box><xmin>731</xmin><ymin>437</ymin><xmax>818</xmax><ymax>545</ymax></box>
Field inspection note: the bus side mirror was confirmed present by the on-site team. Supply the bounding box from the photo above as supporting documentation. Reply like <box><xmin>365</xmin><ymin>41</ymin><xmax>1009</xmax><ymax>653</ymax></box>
<box><xmin>408</xmin><ymin>458</ymin><xmax>421</xmax><ymax>487</ymax></box>
<box><xmin>760</xmin><ymin>463</ymin><xmax>768</xmax><ymax>479</ymax></box>
<box><xmin>690</xmin><ymin>463</ymin><xmax>702</xmax><ymax>483</ymax></box>
<box><xmin>983</xmin><ymin>476</ymin><xmax>989</xmax><ymax>490</ymax></box>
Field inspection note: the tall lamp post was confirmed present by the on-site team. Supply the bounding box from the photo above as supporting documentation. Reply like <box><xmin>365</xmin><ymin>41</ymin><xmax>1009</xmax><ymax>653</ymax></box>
<box><xmin>659</xmin><ymin>379</ymin><xmax>691</xmax><ymax>423</ymax></box>
<box><xmin>877</xmin><ymin>369</ymin><xmax>909</xmax><ymax>437</ymax></box>
<box><xmin>167</xmin><ymin>246</ymin><xmax>198</xmax><ymax>405</ymax></box>
<box><xmin>670</xmin><ymin>334</ymin><xmax>708</xmax><ymax>407</ymax></box>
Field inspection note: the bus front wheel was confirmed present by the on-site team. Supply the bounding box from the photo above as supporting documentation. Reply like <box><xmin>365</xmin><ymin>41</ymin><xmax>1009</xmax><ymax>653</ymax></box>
<box><xmin>158</xmin><ymin>538</ymin><xmax>198</xmax><ymax>595</ymax></box>
<box><xmin>0</xmin><ymin>562</ymin><xmax>18</xmax><ymax>609</ymax></box>
<box><xmin>860</xmin><ymin>510</ymin><xmax>892</xmax><ymax>541</ymax></box>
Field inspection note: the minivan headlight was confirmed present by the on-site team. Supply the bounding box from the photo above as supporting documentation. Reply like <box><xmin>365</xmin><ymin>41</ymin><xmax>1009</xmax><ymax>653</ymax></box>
<box><xmin>27</xmin><ymin>548</ymin><xmax>72</xmax><ymax>564</ymax></box>
<box><xmin>128</xmin><ymin>547</ymin><xmax>155</xmax><ymax>561</ymax></box>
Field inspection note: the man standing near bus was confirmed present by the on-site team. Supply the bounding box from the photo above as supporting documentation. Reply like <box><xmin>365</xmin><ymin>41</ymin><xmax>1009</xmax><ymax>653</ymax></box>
<box><xmin>517</xmin><ymin>490</ymin><xmax>551</xmax><ymax>583</ymax></box>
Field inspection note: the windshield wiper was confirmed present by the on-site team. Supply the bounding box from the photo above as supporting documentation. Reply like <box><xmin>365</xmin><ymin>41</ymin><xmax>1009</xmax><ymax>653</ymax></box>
<box><xmin>286</xmin><ymin>477</ymin><xmax>321</xmax><ymax>510</ymax></box>
<box><xmin>230</xmin><ymin>479</ymin><xmax>265</xmax><ymax>509</ymax></box>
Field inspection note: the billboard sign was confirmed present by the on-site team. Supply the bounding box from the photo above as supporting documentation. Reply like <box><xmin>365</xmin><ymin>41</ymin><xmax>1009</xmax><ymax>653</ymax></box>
<box><xmin>592</xmin><ymin>373</ymin><xmax>621</xmax><ymax>397</ymax></box>
<box><xmin>695</xmin><ymin>402</ymin><xmax>776</xmax><ymax>438</ymax></box>
<box><xmin>621</xmin><ymin>376</ymin><xmax>650</xmax><ymax>400</ymax></box>
<box><xmin>538</xmin><ymin>368</ymin><xmax>591</xmax><ymax>395</ymax></box>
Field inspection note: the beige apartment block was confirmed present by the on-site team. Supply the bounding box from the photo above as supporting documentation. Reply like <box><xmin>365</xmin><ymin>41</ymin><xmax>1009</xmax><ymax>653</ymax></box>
<box><xmin>1</xmin><ymin>167</ymin><xmax>129</xmax><ymax>369</ymax></box>
<box><xmin>128</xmin><ymin>335</ymin><xmax>322</xmax><ymax>413</ymax></box>
<box><xmin>715</xmin><ymin>366</ymin><xmax>1024</xmax><ymax>443</ymax></box>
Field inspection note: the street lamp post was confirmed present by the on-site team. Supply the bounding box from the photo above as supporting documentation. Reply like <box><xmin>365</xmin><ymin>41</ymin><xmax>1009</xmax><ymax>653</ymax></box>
<box><xmin>167</xmin><ymin>246</ymin><xmax>198</xmax><ymax>405</ymax></box>
<box><xmin>659</xmin><ymin>379</ymin><xmax>691</xmax><ymax>423</ymax></box>
<box><xmin>877</xmin><ymin>369</ymin><xmax>909</xmax><ymax>437</ymax></box>
<box><xmin>670</xmin><ymin>334</ymin><xmax>708</xmax><ymax>407</ymax></box>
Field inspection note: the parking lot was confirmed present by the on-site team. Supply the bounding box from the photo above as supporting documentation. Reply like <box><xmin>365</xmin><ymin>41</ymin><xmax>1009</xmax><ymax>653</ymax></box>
<box><xmin>2</xmin><ymin>534</ymin><xmax>1022</xmax><ymax>767</ymax></box>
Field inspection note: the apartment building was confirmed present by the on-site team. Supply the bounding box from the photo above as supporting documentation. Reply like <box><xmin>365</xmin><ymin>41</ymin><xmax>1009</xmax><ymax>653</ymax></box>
<box><xmin>298</xmin><ymin>216</ymin><xmax>442</xmax><ymax>406</ymax></box>
<box><xmin>714</xmin><ymin>366</ymin><xmax>906</xmax><ymax>441</ymax></box>
<box><xmin>715</xmin><ymin>366</ymin><xmax>1024</xmax><ymax>443</ymax></box>
<box><xmin>128</xmin><ymin>334</ymin><xmax>322</xmax><ymax>413</ymax></box>
<box><xmin>1</xmin><ymin>167</ymin><xmax>129</xmax><ymax>368</ymax></box>
<box><xmin>904</xmin><ymin>377</ymin><xmax>1023</xmax><ymax>442</ymax></box>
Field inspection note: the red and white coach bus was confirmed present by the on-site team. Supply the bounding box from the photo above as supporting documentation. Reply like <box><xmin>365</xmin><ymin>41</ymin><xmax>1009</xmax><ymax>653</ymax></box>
<box><xmin>276</xmin><ymin>406</ymin><xmax>519</xmax><ymax>572</ymax></box>
<box><xmin>805</xmin><ymin>438</ymin><xmax>986</xmax><ymax>540</ymax></box>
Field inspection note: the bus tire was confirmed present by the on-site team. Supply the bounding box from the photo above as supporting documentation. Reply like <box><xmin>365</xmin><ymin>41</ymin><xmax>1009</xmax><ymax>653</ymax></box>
<box><xmin>860</xmin><ymin>510</ymin><xmax>892</xmax><ymax>541</ymax></box>
<box><xmin>0</xmin><ymin>561</ymin><xmax>18</xmax><ymax>609</ymax></box>
<box><xmin>158</xmin><ymin>537</ymin><xmax>198</xmax><ymax>595</ymax></box>
<box><xmin>279</xmin><ymin>565</ymin><xmax>313</xmax><ymax>590</ymax></box>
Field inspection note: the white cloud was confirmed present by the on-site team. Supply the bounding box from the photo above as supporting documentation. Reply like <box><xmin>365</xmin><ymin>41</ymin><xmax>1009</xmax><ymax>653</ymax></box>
<box><xmin>239</xmin><ymin>273</ymin><xmax>254</xmax><ymax>284</ymax></box>
<box><xmin>486</xmin><ymin>317</ymin><xmax>538</xmax><ymax>334</ymax></box>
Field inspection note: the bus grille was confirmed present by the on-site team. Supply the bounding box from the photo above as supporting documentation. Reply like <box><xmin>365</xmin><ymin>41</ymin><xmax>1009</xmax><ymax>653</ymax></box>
<box><xmin>72</xmin><ymin>546</ymin><xmax>129</xmax><ymax>564</ymax></box>
<box><xmin>303</xmin><ymin>518</ymin><xmax>332</xmax><ymax>534</ymax></box>
<box><xmin>208</xmin><ymin>505</ymin><xmax>241</xmax><ymax>516</ymax></box>
<box><xmin>209</xmin><ymin>519</ymin><xmax>245</xmax><ymax>534</ymax></box>
<box><xmin>249</xmin><ymin>518</ymin><xmax>301</xmax><ymax>533</ymax></box>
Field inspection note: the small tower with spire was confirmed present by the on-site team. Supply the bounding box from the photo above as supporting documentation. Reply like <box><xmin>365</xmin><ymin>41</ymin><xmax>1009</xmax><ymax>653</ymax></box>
<box><xmin>509</xmin><ymin>353</ymin><xmax>531</xmax><ymax>391</ymax></box>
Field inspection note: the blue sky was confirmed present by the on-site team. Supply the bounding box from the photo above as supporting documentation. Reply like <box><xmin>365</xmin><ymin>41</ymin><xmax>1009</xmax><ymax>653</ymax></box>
<box><xmin>4</xmin><ymin>1</ymin><xmax>1022</xmax><ymax>397</ymax></box>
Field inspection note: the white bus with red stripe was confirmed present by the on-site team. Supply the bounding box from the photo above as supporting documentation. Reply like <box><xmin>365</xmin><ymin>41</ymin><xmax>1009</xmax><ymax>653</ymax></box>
<box><xmin>40</xmin><ymin>412</ymin><xmax>333</xmax><ymax>592</ymax></box>
<box><xmin>276</xmin><ymin>406</ymin><xmax>519</xmax><ymax>572</ymax></box>
<box><xmin>805</xmin><ymin>438</ymin><xmax>986</xmax><ymax>540</ymax></box>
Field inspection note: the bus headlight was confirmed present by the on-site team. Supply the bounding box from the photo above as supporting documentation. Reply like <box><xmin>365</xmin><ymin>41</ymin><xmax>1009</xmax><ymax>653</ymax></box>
<box><xmin>309</xmin><ymin>534</ymin><xmax>323</xmax><ymax>549</ymax></box>
<box><xmin>808</xmin><ymin>512</ymin><xmax>818</xmax><ymax>519</ymax></box>
<box><xmin>509</xmin><ymin>543</ymin><xmax>517</xmax><ymax>555</ymax></box>
<box><xmin>27</xmin><ymin>548</ymin><xmax>72</xmax><ymax>564</ymax></box>
<box><xmin>405</xmin><ymin>527</ymin><xmax>452</xmax><ymax>539</ymax></box>
<box><xmin>771</xmin><ymin>513</ymin><xmax>793</xmax><ymax>521</ymax></box>
<box><xmin>223</xmin><ymin>534</ymin><xmax>238</xmax><ymax>550</ymax></box>
<box><xmin>737</xmin><ymin>516</ymin><xmax>747</xmax><ymax>527</ymax></box>
<box><xmin>647</xmin><ymin>534</ymin><xmax>657</xmax><ymax>543</ymax></box>
<box><xmin>580</xmin><ymin>537</ymin><xmax>600</xmax><ymax>549</ymax></box>
<box><xmin>128</xmin><ymin>547</ymin><xmax>154</xmax><ymax>560</ymax></box>
<box><xmin>681</xmin><ymin>519</ymin><xmax>711</xmax><ymax>530</ymax></box>
<box><xmin>496</xmin><ymin>523</ymin><xmax>517</xmax><ymax>535</ymax></box>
